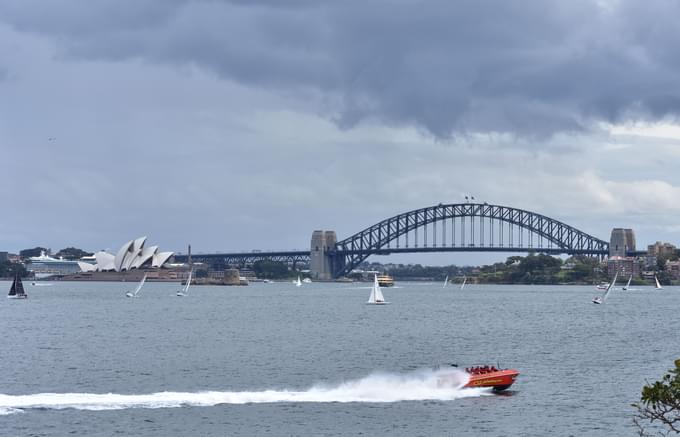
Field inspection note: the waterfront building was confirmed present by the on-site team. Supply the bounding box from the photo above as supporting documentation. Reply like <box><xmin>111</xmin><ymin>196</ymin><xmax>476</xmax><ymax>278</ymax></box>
<box><xmin>80</xmin><ymin>236</ymin><xmax>173</xmax><ymax>272</ymax></box>
<box><xmin>666</xmin><ymin>260</ymin><xmax>680</xmax><ymax>280</ymax></box>
<box><xmin>0</xmin><ymin>251</ymin><xmax>7</xmax><ymax>263</ymax></box>
<box><xmin>642</xmin><ymin>255</ymin><xmax>658</xmax><ymax>268</ymax></box>
<box><xmin>606</xmin><ymin>256</ymin><xmax>640</xmax><ymax>279</ymax></box>
<box><xmin>647</xmin><ymin>241</ymin><xmax>677</xmax><ymax>258</ymax></box>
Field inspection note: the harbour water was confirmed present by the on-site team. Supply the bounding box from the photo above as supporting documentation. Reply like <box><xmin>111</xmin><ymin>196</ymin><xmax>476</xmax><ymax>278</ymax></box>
<box><xmin>0</xmin><ymin>281</ymin><xmax>677</xmax><ymax>436</ymax></box>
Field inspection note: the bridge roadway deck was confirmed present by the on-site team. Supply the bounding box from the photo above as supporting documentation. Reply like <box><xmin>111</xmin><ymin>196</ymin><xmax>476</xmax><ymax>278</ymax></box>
<box><xmin>173</xmin><ymin>246</ymin><xmax>610</xmax><ymax>264</ymax></box>
<box><xmin>173</xmin><ymin>250</ymin><xmax>310</xmax><ymax>262</ymax></box>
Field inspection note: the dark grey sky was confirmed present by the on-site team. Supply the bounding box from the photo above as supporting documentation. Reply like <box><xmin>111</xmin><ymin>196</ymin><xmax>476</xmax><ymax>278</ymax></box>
<box><xmin>2</xmin><ymin>0</ymin><xmax>680</xmax><ymax>263</ymax></box>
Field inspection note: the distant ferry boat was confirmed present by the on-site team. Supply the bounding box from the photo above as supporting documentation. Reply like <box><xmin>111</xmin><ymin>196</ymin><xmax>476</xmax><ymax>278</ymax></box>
<box><xmin>376</xmin><ymin>274</ymin><xmax>394</xmax><ymax>287</ymax></box>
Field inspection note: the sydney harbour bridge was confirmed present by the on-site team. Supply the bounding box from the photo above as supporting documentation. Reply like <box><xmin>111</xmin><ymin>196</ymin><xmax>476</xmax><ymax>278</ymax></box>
<box><xmin>173</xmin><ymin>202</ymin><xmax>638</xmax><ymax>279</ymax></box>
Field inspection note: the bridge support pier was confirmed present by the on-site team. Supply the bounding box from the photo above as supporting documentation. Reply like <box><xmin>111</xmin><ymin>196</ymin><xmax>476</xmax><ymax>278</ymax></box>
<box><xmin>310</xmin><ymin>230</ymin><xmax>336</xmax><ymax>280</ymax></box>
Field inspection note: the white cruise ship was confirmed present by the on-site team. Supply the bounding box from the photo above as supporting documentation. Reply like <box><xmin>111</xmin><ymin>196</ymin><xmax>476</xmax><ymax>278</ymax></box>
<box><xmin>26</xmin><ymin>251</ymin><xmax>83</xmax><ymax>278</ymax></box>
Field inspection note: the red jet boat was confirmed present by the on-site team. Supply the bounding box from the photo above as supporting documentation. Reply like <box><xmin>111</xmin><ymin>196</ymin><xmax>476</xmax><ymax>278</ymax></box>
<box><xmin>464</xmin><ymin>365</ymin><xmax>519</xmax><ymax>392</ymax></box>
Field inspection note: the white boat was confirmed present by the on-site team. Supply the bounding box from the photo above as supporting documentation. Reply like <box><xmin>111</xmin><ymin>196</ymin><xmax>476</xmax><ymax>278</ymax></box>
<box><xmin>7</xmin><ymin>273</ymin><xmax>27</xmax><ymax>299</ymax></box>
<box><xmin>595</xmin><ymin>282</ymin><xmax>610</xmax><ymax>290</ymax></box>
<box><xmin>593</xmin><ymin>271</ymin><xmax>617</xmax><ymax>304</ymax></box>
<box><xmin>294</xmin><ymin>276</ymin><xmax>302</xmax><ymax>287</ymax></box>
<box><xmin>443</xmin><ymin>275</ymin><xmax>449</xmax><ymax>288</ymax></box>
<box><xmin>125</xmin><ymin>273</ymin><xmax>147</xmax><ymax>298</ymax></box>
<box><xmin>367</xmin><ymin>274</ymin><xmax>388</xmax><ymax>305</ymax></box>
<box><xmin>655</xmin><ymin>275</ymin><xmax>663</xmax><ymax>290</ymax></box>
<box><xmin>302</xmin><ymin>278</ymin><xmax>312</xmax><ymax>283</ymax></box>
<box><xmin>177</xmin><ymin>270</ymin><xmax>192</xmax><ymax>297</ymax></box>
<box><xmin>622</xmin><ymin>275</ymin><xmax>632</xmax><ymax>291</ymax></box>
<box><xmin>460</xmin><ymin>276</ymin><xmax>467</xmax><ymax>290</ymax></box>
<box><xmin>263</xmin><ymin>279</ymin><xmax>272</xmax><ymax>284</ymax></box>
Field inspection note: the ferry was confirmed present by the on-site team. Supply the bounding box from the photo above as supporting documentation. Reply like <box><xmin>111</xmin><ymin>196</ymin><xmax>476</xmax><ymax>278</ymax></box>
<box><xmin>376</xmin><ymin>274</ymin><xmax>394</xmax><ymax>287</ymax></box>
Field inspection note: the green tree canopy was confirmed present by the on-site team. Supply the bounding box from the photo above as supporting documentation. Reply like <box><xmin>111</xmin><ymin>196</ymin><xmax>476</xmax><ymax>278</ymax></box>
<box><xmin>19</xmin><ymin>247</ymin><xmax>48</xmax><ymax>258</ymax></box>
<box><xmin>0</xmin><ymin>261</ymin><xmax>27</xmax><ymax>278</ymax></box>
<box><xmin>253</xmin><ymin>260</ymin><xmax>291</xmax><ymax>279</ymax></box>
<box><xmin>55</xmin><ymin>247</ymin><xmax>93</xmax><ymax>260</ymax></box>
<box><xmin>634</xmin><ymin>359</ymin><xmax>680</xmax><ymax>435</ymax></box>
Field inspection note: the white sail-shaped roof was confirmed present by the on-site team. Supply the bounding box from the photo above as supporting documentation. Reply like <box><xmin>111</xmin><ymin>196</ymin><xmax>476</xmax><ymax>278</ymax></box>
<box><xmin>94</xmin><ymin>237</ymin><xmax>172</xmax><ymax>272</ymax></box>
<box><xmin>132</xmin><ymin>245</ymin><xmax>158</xmax><ymax>269</ymax></box>
<box><xmin>132</xmin><ymin>236</ymin><xmax>147</xmax><ymax>253</ymax></box>
<box><xmin>152</xmin><ymin>251</ymin><xmax>173</xmax><ymax>268</ymax></box>
<box><xmin>121</xmin><ymin>236</ymin><xmax>147</xmax><ymax>271</ymax></box>
<box><xmin>77</xmin><ymin>262</ymin><xmax>97</xmax><ymax>272</ymax></box>
<box><xmin>94</xmin><ymin>251</ymin><xmax>116</xmax><ymax>271</ymax></box>
<box><xmin>114</xmin><ymin>239</ymin><xmax>135</xmax><ymax>272</ymax></box>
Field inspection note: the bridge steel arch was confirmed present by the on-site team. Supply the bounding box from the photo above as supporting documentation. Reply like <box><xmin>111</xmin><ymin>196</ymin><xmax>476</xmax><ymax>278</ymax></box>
<box><xmin>331</xmin><ymin>203</ymin><xmax>609</xmax><ymax>278</ymax></box>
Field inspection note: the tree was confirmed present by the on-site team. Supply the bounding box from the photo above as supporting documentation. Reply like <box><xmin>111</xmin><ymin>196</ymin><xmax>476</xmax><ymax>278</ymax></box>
<box><xmin>658</xmin><ymin>256</ymin><xmax>668</xmax><ymax>272</ymax></box>
<box><xmin>55</xmin><ymin>247</ymin><xmax>93</xmax><ymax>260</ymax></box>
<box><xmin>634</xmin><ymin>359</ymin><xmax>680</xmax><ymax>435</ymax></box>
<box><xmin>19</xmin><ymin>247</ymin><xmax>48</xmax><ymax>258</ymax></box>
<box><xmin>253</xmin><ymin>260</ymin><xmax>290</xmax><ymax>279</ymax></box>
<box><xmin>0</xmin><ymin>261</ymin><xmax>27</xmax><ymax>278</ymax></box>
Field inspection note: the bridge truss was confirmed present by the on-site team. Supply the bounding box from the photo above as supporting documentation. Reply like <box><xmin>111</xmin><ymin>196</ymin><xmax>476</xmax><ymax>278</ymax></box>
<box><xmin>173</xmin><ymin>251</ymin><xmax>310</xmax><ymax>269</ymax></box>
<box><xmin>331</xmin><ymin>203</ymin><xmax>609</xmax><ymax>277</ymax></box>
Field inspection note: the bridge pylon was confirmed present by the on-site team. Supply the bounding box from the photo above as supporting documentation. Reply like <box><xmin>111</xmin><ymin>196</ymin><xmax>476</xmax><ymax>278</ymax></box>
<box><xmin>310</xmin><ymin>230</ymin><xmax>337</xmax><ymax>280</ymax></box>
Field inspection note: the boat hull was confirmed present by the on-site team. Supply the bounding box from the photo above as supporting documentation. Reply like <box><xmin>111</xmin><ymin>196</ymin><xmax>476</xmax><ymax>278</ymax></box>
<box><xmin>376</xmin><ymin>275</ymin><xmax>394</xmax><ymax>287</ymax></box>
<box><xmin>464</xmin><ymin>369</ymin><xmax>519</xmax><ymax>392</ymax></box>
<box><xmin>7</xmin><ymin>295</ymin><xmax>27</xmax><ymax>299</ymax></box>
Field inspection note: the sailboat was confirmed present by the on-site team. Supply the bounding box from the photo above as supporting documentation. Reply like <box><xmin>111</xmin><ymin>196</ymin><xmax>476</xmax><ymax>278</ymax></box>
<box><xmin>460</xmin><ymin>276</ymin><xmax>467</xmax><ymax>290</ymax></box>
<box><xmin>622</xmin><ymin>275</ymin><xmax>632</xmax><ymax>291</ymax></box>
<box><xmin>593</xmin><ymin>271</ymin><xmax>618</xmax><ymax>304</ymax></box>
<box><xmin>367</xmin><ymin>274</ymin><xmax>387</xmax><ymax>305</ymax></box>
<box><xmin>655</xmin><ymin>275</ymin><xmax>663</xmax><ymax>290</ymax></box>
<box><xmin>126</xmin><ymin>273</ymin><xmax>147</xmax><ymax>298</ymax></box>
<box><xmin>443</xmin><ymin>275</ymin><xmax>449</xmax><ymax>288</ymax></box>
<box><xmin>7</xmin><ymin>272</ymin><xmax>27</xmax><ymax>299</ymax></box>
<box><xmin>294</xmin><ymin>276</ymin><xmax>302</xmax><ymax>287</ymax></box>
<box><xmin>177</xmin><ymin>269</ymin><xmax>193</xmax><ymax>297</ymax></box>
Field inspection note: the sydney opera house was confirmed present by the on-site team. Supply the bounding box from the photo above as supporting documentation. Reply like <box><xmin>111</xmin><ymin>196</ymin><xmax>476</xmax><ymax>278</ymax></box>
<box><xmin>77</xmin><ymin>236</ymin><xmax>173</xmax><ymax>273</ymax></box>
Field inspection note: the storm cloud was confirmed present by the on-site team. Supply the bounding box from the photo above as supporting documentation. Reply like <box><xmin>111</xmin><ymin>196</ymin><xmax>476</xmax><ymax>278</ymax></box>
<box><xmin>2</xmin><ymin>0</ymin><xmax>680</xmax><ymax>138</ymax></box>
<box><xmin>2</xmin><ymin>1</ymin><xmax>680</xmax><ymax>260</ymax></box>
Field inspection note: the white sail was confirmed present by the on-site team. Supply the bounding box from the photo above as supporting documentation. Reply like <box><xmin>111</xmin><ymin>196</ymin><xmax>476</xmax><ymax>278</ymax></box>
<box><xmin>295</xmin><ymin>276</ymin><xmax>302</xmax><ymax>287</ymax></box>
<box><xmin>367</xmin><ymin>275</ymin><xmax>377</xmax><ymax>303</ymax></box>
<box><xmin>374</xmin><ymin>278</ymin><xmax>385</xmax><ymax>303</ymax></box>
<box><xmin>623</xmin><ymin>275</ymin><xmax>632</xmax><ymax>290</ymax></box>
<box><xmin>367</xmin><ymin>274</ymin><xmax>386</xmax><ymax>304</ymax></box>
<box><xmin>655</xmin><ymin>275</ymin><xmax>662</xmax><ymax>289</ymax></box>
<box><xmin>601</xmin><ymin>271</ymin><xmax>618</xmax><ymax>303</ymax></box>
<box><xmin>443</xmin><ymin>275</ymin><xmax>448</xmax><ymax>288</ymax></box>
<box><xmin>184</xmin><ymin>270</ymin><xmax>193</xmax><ymax>293</ymax></box>
<box><xmin>132</xmin><ymin>273</ymin><xmax>147</xmax><ymax>297</ymax></box>
<box><xmin>460</xmin><ymin>276</ymin><xmax>467</xmax><ymax>290</ymax></box>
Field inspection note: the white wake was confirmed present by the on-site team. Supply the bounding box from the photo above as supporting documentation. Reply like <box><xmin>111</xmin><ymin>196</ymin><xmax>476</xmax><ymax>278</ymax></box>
<box><xmin>0</xmin><ymin>368</ymin><xmax>487</xmax><ymax>414</ymax></box>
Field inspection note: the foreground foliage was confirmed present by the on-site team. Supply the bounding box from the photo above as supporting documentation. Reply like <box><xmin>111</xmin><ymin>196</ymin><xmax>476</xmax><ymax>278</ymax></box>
<box><xmin>634</xmin><ymin>360</ymin><xmax>680</xmax><ymax>435</ymax></box>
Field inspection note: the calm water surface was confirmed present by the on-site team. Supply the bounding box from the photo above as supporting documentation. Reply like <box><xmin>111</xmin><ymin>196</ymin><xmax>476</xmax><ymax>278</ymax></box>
<box><xmin>0</xmin><ymin>280</ymin><xmax>677</xmax><ymax>436</ymax></box>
